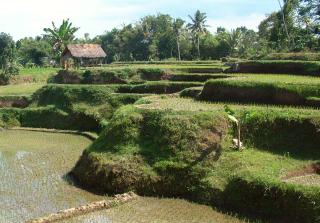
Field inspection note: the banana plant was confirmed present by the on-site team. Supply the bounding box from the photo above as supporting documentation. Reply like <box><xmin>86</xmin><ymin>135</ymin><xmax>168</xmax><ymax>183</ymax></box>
<box><xmin>224</xmin><ymin>105</ymin><xmax>242</xmax><ymax>150</ymax></box>
<box><xmin>43</xmin><ymin>19</ymin><xmax>79</xmax><ymax>57</ymax></box>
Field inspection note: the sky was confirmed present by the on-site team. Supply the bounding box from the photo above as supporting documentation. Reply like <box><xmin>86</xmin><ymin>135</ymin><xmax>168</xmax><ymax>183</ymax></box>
<box><xmin>0</xmin><ymin>0</ymin><xmax>279</xmax><ymax>40</ymax></box>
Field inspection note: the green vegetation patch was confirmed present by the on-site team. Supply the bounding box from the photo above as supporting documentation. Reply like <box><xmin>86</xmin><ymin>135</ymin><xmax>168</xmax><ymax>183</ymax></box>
<box><xmin>53</xmin><ymin>69</ymin><xmax>138</xmax><ymax>84</ymax></box>
<box><xmin>117</xmin><ymin>81</ymin><xmax>203</xmax><ymax>94</ymax></box>
<box><xmin>170</xmin><ymin>74</ymin><xmax>230</xmax><ymax>82</ymax></box>
<box><xmin>233</xmin><ymin>60</ymin><xmax>320</xmax><ymax>76</ymax></box>
<box><xmin>263</xmin><ymin>53</ymin><xmax>320</xmax><ymax>61</ymax></box>
<box><xmin>73</xmin><ymin>105</ymin><xmax>229</xmax><ymax>197</ymax></box>
<box><xmin>32</xmin><ymin>84</ymin><xmax>117</xmax><ymax>109</ymax></box>
<box><xmin>200</xmin><ymin>75</ymin><xmax>320</xmax><ymax>107</ymax></box>
<box><xmin>0</xmin><ymin>83</ymin><xmax>45</xmax><ymax>96</ymax></box>
<box><xmin>52</xmin><ymin>66</ymin><xmax>228</xmax><ymax>85</ymax></box>
<box><xmin>0</xmin><ymin>84</ymin><xmax>147</xmax><ymax>131</ymax></box>
<box><xmin>72</xmin><ymin>99</ymin><xmax>320</xmax><ymax>222</ymax></box>
<box><xmin>0</xmin><ymin>106</ymin><xmax>100</xmax><ymax>131</ymax></box>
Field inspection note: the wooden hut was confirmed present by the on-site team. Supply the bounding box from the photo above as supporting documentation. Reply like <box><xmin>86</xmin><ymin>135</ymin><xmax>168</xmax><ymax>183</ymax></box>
<box><xmin>61</xmin><ymin>44</ymin><xmax>106</xmax><ymax>68</ymax></box>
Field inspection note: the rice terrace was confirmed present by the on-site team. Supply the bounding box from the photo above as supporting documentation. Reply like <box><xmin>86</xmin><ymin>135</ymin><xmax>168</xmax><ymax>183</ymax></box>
<box><xmin>0</xmin><ymin>0</ymin><xmax>320</xmax><ymax>222</ymax></box>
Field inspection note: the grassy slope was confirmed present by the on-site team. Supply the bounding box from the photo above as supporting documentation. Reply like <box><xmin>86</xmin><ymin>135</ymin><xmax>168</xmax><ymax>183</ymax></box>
<box><xmin>200</xmin><ymin>74</ymin><xmax>320</xmax><ymax>105</ymax></box>
<box><xmin>20</xmin><ymin>67</ymin><xmax>58</xmax><ymax>82</ymax></box>
<box><xmin>72</xmin><ymin>95</ymin><xmax>320</xmax><ymax>222</ymax></box>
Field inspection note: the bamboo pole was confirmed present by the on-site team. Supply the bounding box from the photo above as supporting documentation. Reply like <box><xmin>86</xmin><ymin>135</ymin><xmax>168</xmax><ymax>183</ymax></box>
<box><xmin>26</xmin><ymin>192</ymin><xmax>138</xmax><ymax>223</ymax></box>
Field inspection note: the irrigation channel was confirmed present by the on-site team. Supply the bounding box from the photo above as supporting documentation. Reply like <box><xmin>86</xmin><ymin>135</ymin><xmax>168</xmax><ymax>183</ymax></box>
<box><xmin>0</xmin><ymin>129</ymin><xmax>245</xmax><ymax>223</ymax></box>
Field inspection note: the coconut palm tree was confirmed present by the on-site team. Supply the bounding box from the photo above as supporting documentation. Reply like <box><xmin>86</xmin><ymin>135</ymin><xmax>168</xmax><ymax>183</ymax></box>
<box><xmin>173</xmin><ymin>18</ymin><xmax>185</xmax><ymax>61</ymax></box>
<box><xmin>43</xmin><ymin>19</ymin><xmax>79</xmax><ymax>57</ymax></box>
<box><xmin>187</xmin><ymin>10</ymin><xmax>208</xmax><ymax>59</ymax></box>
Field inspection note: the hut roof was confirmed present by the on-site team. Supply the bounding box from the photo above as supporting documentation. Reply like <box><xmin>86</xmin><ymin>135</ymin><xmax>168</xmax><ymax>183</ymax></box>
<box><xmin>64</xmin><ymin>44</ymin><xmax>106</xmax><ymax>58</ymax></box>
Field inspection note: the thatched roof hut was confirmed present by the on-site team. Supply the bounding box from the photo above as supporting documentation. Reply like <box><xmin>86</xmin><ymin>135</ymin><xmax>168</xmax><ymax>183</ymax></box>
<box><xmin>62</xmin><ymin>44</ymin><xmax>106</xmax><ymax>68</ymax></box>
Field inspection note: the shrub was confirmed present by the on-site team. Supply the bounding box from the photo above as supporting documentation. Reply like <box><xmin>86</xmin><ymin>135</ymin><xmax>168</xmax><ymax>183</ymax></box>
<box><xmin>32</xmin><ymin>84</ymin><xmax>116</xmax><ymax>109</ymax></box>
<box><xmin>138</xmin><ymin>68</ymin><xmax>166</xmax><ymax>81</ymax></box>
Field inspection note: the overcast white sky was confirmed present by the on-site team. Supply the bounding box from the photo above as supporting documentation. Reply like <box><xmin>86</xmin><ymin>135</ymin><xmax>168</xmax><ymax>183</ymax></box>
<box><xmin>0</xmin><ymin>0</ymin><xmax>279</xmax><ymax>40</ymax></box>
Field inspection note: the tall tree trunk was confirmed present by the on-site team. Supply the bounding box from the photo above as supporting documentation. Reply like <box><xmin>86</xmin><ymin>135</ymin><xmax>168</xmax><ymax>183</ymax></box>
<box><xmin>197</xmin><ymin>35</ymin><xmax>200</xmax><ymax>59</ymax></box>
<box><xmin>278</xmin><ymin>0</ymin><xmax>293</xmax><ymax>48</ymax></box>
<box><xmin>177</xmin><ymin>36</ymin><xmax>181</xmax><ymax>61</ymax></box>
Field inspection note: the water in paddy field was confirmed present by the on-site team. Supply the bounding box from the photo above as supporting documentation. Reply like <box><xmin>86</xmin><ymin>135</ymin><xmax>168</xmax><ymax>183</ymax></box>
<box><xmin>0</xmin><ymin>130</ymin><xmax>103</xmax><ymax>222</ymax></box>
<box><xmin>0</xmin><ymin>129</ymin><xmax>245</xmax><ymax>223</ymax></box>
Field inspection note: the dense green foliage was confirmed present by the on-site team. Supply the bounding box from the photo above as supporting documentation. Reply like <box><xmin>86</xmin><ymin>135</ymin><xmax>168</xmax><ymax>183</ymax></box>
<box><xmin>17</xmin><ymin>37</ymin><xmax>53</xmax><ymax>67</ymax></box>
<box><xmin>43</xmin><ymin>19</ymin><xmax>80</xmax><ymax>60</ymax></box>
<box><xmin>0</xmin><ymin>33</ymin><xmax>19</xmax><ymax>83</ymax></box>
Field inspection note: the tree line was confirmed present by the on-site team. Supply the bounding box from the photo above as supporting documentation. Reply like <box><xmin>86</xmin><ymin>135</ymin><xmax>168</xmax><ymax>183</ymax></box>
<box><xmin>0</xmin><ymin>0</ymin><xmax>319</xmax><ymax>74</ymax></box>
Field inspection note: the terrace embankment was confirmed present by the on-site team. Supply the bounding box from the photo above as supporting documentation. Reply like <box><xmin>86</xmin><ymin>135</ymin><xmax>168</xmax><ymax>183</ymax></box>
<box><xmin>228</xmin><ymin>60</ymin><xmax>320</xmax><ymax>76</ymax></box>
<box><xmin>199</xmin><ymin>75</ymin><xmax>320</xmax><ymax>107</ymax></box>
<box><xmin>72</xmin><ymin>97</ymin><xmax>320</xmax><ymax>222</ymax></box>
<box><xmin>0</xmin><ymin>95</ymin><xmax>30</xmax><ymax>108</ymax></box>
<box><xmin>52</xmin><ymin>67</ymin><xmax>229</xmax><ymax>85</ymax></box>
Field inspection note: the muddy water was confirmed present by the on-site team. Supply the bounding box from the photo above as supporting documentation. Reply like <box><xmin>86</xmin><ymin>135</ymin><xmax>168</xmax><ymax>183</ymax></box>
<box><xmin>63</xmin><ymin>197</ymin><xmax>246</xmax><ymax>223</ymax></box>
<box><xmin>0</xmin><ymin>130</ymin><xmax>103</xmax><ymax>223</ymax></box>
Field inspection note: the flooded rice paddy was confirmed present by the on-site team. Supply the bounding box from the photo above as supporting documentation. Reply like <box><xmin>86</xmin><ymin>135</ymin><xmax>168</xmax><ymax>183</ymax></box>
<box><xmin>0</xmin><ymin>129</ymin><xmax>102</xmax><ymax>222</ymax></box>
<box><xmin>62</xmin><ymin>197</ymin><xmax>246</xmax><ymax>223</ymax></box>
<box><xmin>0</xmin><ymin>129</ymin><xmax>245</xmax><ymax>223</ymax></box>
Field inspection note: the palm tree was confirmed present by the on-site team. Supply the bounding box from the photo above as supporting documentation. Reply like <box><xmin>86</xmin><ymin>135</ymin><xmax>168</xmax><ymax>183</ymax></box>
<box><xmin>187</xmin><ymin>10</ymin><xmax>208</xmax><ymax>59</ymax></box>
<box><xmin>173</xmin><ymin>18</ymin><xmax>185</xmax><ymax>61</ymax></box>
<box><xmin>43</xmin><ymin>19</ymin><xmax>79</xmax><ymax>57</ymax></box>
<box><xmin>224</xmin><ymin>29</ymin><xmax>243</xmax><ymax>56</ymax></box>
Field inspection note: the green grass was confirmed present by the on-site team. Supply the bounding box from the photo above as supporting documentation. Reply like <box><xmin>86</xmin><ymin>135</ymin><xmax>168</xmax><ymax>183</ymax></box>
<box><xmin>235</xmin><ymin>60</ymin><xmax>320</xmax><ymax>75</ymax></box>
<box><xmin>19</xmin><ymin>67</ymin><xmax>58</xmax><ymax>82</ymax></box>
<box><xmin>232</xmin><ymin>73</ymin><xmax>320</xmax><ymax>84</ymax></box>
<box><xmin>200</xmin><ymin>74</ymin><xmax>320</xmax><ymax>106</ymax></box>
<box><xmin>117</xmin><ymin>81</ymin><xmax>204</xmax><ymax>94</ymax></box>
<box><xmin>0</xmin><ymin>83</ymin><xmax>45</xmax><ymax>96</ymax></box>
<box><xmin>207</xmin><ymin>74</ymin><xmax>320</xmax><ymax>97</ymax></box>
<box><xmin>262</xmin><ymin>53</ymin><xmax>320</xmax><ymax>61</ymax></box>
<box><xmin>135</xmin><ymin>95</ymin><xmax>320</xmax><ymax>113</ymax></box>
<box><xmin>72</xmin><ymin>96</ymin><xmax>320</xmax><ymax>222</ymax></box>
